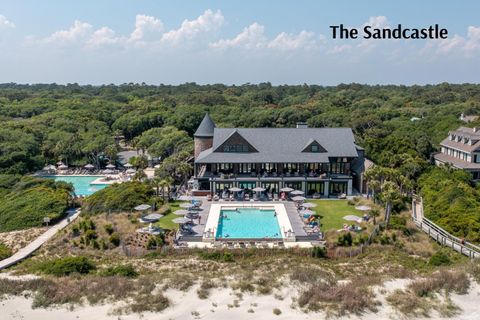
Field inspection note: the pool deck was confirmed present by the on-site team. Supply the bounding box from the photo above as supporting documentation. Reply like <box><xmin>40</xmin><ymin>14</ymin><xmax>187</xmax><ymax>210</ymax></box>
<box><xmin>183</xmin><ymin>200</ymin><xmax>308</xmax><ymax>240</ymax></box>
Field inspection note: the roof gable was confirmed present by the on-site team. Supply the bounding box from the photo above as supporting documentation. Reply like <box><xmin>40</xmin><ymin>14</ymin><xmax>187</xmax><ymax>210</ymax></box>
<box><xmin>214</xmin><ymin>130</ymin><xmax>258</xmax><ymax>153</ymax></box>
<box><xmin>301</xmin><ymin>138</ymin><xmax>327</xmax><ymax>153</ymax></box>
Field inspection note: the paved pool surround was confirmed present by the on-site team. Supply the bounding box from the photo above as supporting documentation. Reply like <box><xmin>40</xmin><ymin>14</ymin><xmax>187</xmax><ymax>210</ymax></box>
<box><xmin>203</xmin><ymin>203</ymin><xmax>295</xmax><ymax>242</ymax></box>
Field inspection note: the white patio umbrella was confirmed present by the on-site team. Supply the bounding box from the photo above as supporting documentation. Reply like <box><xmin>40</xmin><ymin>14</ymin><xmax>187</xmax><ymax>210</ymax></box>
<box><xmin>134</xmin><ymin>204</ymin><xmax>151</xmax><ymax>211</ymax></box>
<box><xmin>124</xmin><ymin>163</ymin><xmax>133</xmax><ymax>168</ymax></box>
<box><xmin>103</xmin><ymin>169</ymin><xmax>114</xmax><ymax>174</ymax></box>
<box><xmin>301</xmin><ymin>202</ymin><xmax>317</xmax><ymax>208</ymax></box>
<box><xmin>229</xmin><ymin>187</ymin><xmax>242</xmax><ymax>192</ymax></box>
<box><xmin>56</xmin><ymin>161</ymin><xmax>64</xmax><ymax>166</ymax></box>
<box><xmin>84</xmin><ymin>164</ymin><xmax>95</xmax><ymax>170</ymax></box>
<box><xmin>355</xmin><ymin>205</ymin><xmax>372</xmax><ymax>211</ymax></box>
<box><xmin>58</xmin><ymin>164</ymin><xmax>68</xmax><ymax>170</ymax></box>
<box><xmin>299</xmin><ymin>209</ymin><xmax>315</xmax><ymax>215</ymax></box>
<box><xmin>252</xmin><ymin>187</ymin><xmax>266</xmax><ymax>192</ymax></box>
<box><xmin>172</xmin><ymin>217</ymin><xmax>191</xmax><ymax>224</ymax></box>
<box><xmin>290</xmin><ymin>190</ymin><xmax>305</xmax><ymax>195</ymax></box>
<box><xmin>43</xmin><ymin>164</ymin><xmax>56</xmax><ymax>171</ymax></box>
<box><xmin>280</xmin><ymin>187</ymin><xmax>294</xmax><ymax>192</ymax></box>
<box><xmin>179</xmin><ymin>203</ymin><xmax>195</xmax><ymax>209</ymax></box>
<box><xmin>174</xmin><ymin>209</ymin><xmax>189</xmax><ymax>216</ymax></box>
<box><xmin>126</xmin><ymin>168</ymin><xmax>136</xmax><ymax>174</ymax></box>
<box><xmin>140</xmin><ymin>213</ymin><xmax>163</xmax><ymax>222</ymax></box>
<box><xmin>292</xmin><ymin>196</ymin><xmax>306</xmax><ymax>202</ymax></box>
<box><xmin>106</xmin><ymin>164</ymin><xmax>116</xmax><ymax>169</ymax></box>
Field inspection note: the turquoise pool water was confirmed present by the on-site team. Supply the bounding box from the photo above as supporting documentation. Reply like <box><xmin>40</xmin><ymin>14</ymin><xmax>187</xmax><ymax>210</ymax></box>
<box><xmin>216</xmin><ymin>208</ymin><xmax>282</xmax><ymax>239</ymax></box>
<box><xmin>43</xmin><ymin>176</ymin><xmax>108</xmax><ymax>196</ymax></box>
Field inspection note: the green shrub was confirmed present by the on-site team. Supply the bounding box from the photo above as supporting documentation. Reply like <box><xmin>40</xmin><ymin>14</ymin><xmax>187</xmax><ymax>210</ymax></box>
<box><xmin>109</xmin><ymin>233</ymin><xmax>120</xmax><ymax>247</ymax></box>
<box><xmin>198</xmin><ymin>250</ymin><xmax>235</xmax><ymax>262</ymax></box>
<box><xmin>337</xmin><ymin>232</ymin><xmax>353</xmax><ymax>246</ymax></box>
<box><xmin>0</xmin><ymin>242</ymin><xmax>12</xmax><ymax>260</ymax></box>
<box><xmin>100</xmin><ymin>264</ymin><xmax>138</xmax><ymax>278</ymax></box>
<box><xmin>34</xmin><ymin>256</ymin><xmax>96</xmax><ymax>276</ymax></box>
<box><xmin>0</xmin><ymin>176</ymin><xmax>70</xmax><ymax>232</ymax></box>
<box><xmin>222</xmin><ymin>252</ymin><xmax>234</xmax><ymax>262</ymax></box>
<box><xmin>311</xmin><ymin>246</ymin><xmax>327</xmax><ymax>258</ymax></box>
<box><xmin>82</xmin><ymin>181</ymin><xmax>155</xmax><ymax>214</ymax></box>
<box><xmin>71</xmin><ymin>224</ymin><xmax>80</xmax><ymax>236</ymax></box>
<box><xmin>146</xmin><ymin>235</ymin><xmax>164</xmax><ymax>250</ymax></box>
<box><xmin>84</xmin><ymin>229</ymin><xmax>97</xmax><ymax>241</ymax></box>
<box><xmin>429</xmin><ymin>251</ymin><xmax>451</xmax><ymax>266</ymax></box>
<box><xmin>379</xmin><ymin>234</ymin><xmax>391</xmax><ymax>245</ymax></box>
<box><xmin>104</xmin><ymin>224</ymin><xmax>114</xmax><ymax>235</ymax></box>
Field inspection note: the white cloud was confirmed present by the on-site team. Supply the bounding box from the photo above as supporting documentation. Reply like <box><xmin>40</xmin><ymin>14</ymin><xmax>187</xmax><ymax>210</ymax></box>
<box><xmin>268</xmin><ymin>30</ymin><xmax>315</xmax><ymax>51</ymax></box>
<box><xmin>211</xmin><ymin>23</ymin><xmax>316</xmax><ymax>52</ymax></box>
<box><xmin>161</xmin><ymin>9</ymin><xmax>224</xmax><ymax>46</ymax></box>
<box><xmin>425</xmin><ymin>25</ymin><xmax>480</xmax><ymax>56</ymax></box>
<box><xmin>363</xmin><ymin>15</ymin><xmax>389</xmax><ymax>29</ymax></box>
<box><xmin>210</xmin><ymin>22</ymin><xmax>266</xmax><ymax>50</ymax></box>
<box><xmin>38</xmin><ymin>20</ymin><xmax>92</xmax><ymax>44</ymax></box>
<box><xmin>86</xmin><ymin>27</ymin><xmax>122</xmax><ymax>48</ymax></box>
<box><xmin>327</xmin><ymin>44</ymin><xmax>352</xmax><ymax>54</ymax></box>
<box><xmin>129</xmin><ymin>14</ymin><xmax>163</xmax><ymax>42</ymax></box>
<box><xmin>0</xmin><ymin>14</ymin><xmax>15</xmax><ymax>29</ymax></box>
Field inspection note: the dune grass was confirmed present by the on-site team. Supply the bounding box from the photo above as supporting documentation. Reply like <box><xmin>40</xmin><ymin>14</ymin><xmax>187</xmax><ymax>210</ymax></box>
<box><xmin>308</xmin><ymin>200</ymin><xmax>361</xmax><ymax>231</ymax></box>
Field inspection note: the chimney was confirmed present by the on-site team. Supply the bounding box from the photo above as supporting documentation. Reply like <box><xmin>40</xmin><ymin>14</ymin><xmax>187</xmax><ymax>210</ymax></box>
<box><xmin>296</xmin><ymin>122</ymin><xmax>308</xmax><ymax>129</ymax></box>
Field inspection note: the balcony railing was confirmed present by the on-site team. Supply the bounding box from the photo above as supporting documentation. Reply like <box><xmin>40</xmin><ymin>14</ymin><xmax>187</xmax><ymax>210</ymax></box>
<box><xmin>198</xmin><ymin>171</ymin><xmax>351</xmax><ymax>180</ymax></box>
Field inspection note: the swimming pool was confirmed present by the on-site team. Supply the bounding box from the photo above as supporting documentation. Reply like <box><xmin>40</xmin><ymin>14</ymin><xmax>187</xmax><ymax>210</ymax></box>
<box><xmin>43</xmin><ymin>175</ymin><xmax>109</xmax><ymax>196</ymax></box>
<box><xmin>216</xmin><ymin>207</ymin><xmax>282</xmax><ymax>239</ymax></box>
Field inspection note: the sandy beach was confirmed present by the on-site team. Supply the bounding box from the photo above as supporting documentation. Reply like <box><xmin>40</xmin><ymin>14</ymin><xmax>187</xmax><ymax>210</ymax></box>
<box><xmin>2</xmin><ymin>277</ymin><xmax>480</xmax><ymax>320</ymax></box>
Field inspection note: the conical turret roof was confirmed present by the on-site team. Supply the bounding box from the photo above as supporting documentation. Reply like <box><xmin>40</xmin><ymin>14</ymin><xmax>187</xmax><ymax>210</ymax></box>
<box><xmin>194</xmin><ymin>113</ymin><xmax>216</xmax><ymax>137</ymax></box>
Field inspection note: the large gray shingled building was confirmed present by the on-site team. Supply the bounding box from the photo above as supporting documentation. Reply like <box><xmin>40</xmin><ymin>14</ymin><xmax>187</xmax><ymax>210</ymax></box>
<box><xmin>433</xmin><ymin>126</ymin><xmax>480</xmax><ymax>180</ymax></box>
<box><xmin>192</xmin><ymin>113</ymin><xmax>366</xmax><ymax>197</ymax></box>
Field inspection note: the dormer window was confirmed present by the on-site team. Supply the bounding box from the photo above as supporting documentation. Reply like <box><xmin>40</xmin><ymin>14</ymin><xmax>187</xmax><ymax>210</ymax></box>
<box><xmin>214</xmin><ymin>130</ymin><xmax>258</xmax><ymax>153</ymax></box>
<box><xmin>223</xmin><ymin>144</ymin><xmax>249</xmax><ymax>153</ymax></box>
<box><xmin>302</xmin><ymin>139</ymin><xmax>327</xmax><ymax>153</ymax></box>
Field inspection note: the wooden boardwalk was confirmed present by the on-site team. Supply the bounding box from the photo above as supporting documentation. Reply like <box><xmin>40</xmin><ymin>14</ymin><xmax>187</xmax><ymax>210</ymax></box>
<box><xmin>0</xmin><ymin>208</ymin><xmax>81</xmax><ymax>270</ymax></box>
<box><xmin>412</xmin><ymin>197</ymin><xmax>480</xmax><ymax>259</ymax></box>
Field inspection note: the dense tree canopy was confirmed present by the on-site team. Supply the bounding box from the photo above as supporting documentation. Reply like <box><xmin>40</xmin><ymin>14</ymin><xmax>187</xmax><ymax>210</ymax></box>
<box><xmin>1</xmin><ymin>82</ymin><xmax>478</xmax><ymax>175</ymax></box>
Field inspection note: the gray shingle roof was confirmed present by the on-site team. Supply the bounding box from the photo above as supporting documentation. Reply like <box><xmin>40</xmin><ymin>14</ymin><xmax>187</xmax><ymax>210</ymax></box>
<box><xmin>194</xmin><ymin>113</ymin><xmax>216</xmax><ymax>137</ymax></box>
<box><xmin>196</xmin><ymin>127</ymin><xmax>359</xmax><ymax>163</ymax></box>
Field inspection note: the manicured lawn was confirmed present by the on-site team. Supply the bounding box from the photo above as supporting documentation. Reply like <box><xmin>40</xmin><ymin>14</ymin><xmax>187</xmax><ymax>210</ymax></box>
<box><xmin>156</xmin><ymin>201</ymin><xmax>181</xmax><ymax>230</ymax></box>
<box><xmin>309</xmin><ymin>200</ymin><xmax>362</xmax><ymax>231</ymax></box>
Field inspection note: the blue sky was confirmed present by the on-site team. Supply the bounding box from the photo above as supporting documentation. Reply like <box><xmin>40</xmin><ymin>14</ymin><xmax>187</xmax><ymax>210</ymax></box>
<box><xmin>0</xmin><ymin>0</ymin><xmax>479</xmax><ymax>85</ymax></box>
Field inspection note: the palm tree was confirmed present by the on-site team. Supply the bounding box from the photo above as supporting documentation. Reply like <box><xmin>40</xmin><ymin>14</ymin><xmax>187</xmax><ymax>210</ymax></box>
<box><xmin>159</xmin><ymin>178</ymin><xmax>172</xmax><ymax>203</ymax></box>
<box><xmin>380</xmin><ymin>181</ymin><xmax>400</xmax><ymax>226</ymax></box>
<box><xmin>369</xmin><ymin>208</ymin><xmax>380</xmax><ymax>225</ymax></box>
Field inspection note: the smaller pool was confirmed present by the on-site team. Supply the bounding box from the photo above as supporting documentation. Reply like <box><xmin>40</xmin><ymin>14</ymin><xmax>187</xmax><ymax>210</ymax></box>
<box><xmin>216</xmin><ymin>207</ymin><xmax>282</xmax><ymax>239</ymax></box>
<box><xmin>43</xmin><ymin>175</ymin><xmax>109</xmax><ymax>196</ymax></box>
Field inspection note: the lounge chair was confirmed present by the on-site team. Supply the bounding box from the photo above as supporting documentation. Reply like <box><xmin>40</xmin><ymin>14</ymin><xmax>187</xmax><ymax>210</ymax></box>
<box><xmin>213</xmin><ymin>194</ymin><xmax>219</xmax><ymax>201</ymax></box>
<box><xmin>207</xmin><ymin>194</ymin><xmax>212</xmax><ymax>201</ymax></box>
<box><xmin>244</xmin><ymin>194</ymin><xmax>250</xmax><ymax>201</ymax></box>
<box><xmin>274</xmin><ymin>194</ymin><xmax>279</xmax><ymax>201</ymax></box>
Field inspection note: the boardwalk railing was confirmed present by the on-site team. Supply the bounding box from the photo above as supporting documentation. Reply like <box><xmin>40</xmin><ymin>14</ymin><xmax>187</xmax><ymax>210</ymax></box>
<box><xmin>412</xmin><ymin>196</ymin><xmax>480</xmax><ymax>259</ymax></box>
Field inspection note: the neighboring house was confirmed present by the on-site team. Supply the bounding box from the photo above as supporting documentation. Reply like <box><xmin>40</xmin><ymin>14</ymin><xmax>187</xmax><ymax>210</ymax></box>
<box><xmin>460</xmin><ymin>113</ymin><xmax>479</xmax><ymax>123</ymax></box>
<box><xmin>433</xmin><ymin>126</ymin><xmax>480</xmax><ymax>180</ymax></box>
<box><xmin>192</xmin><ymin>113</ymin><xmax>366</xmax><ymax>197</ymax></box>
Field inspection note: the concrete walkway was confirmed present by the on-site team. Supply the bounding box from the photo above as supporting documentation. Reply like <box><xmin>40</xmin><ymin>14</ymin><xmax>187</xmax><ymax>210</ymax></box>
<box><xmin>0</xmin><ymin>208</ymin><xmax>81</xmax><ymax>270</ymax></box>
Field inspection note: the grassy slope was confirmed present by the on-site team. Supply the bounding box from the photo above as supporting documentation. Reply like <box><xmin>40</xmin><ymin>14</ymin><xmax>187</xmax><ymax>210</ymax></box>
<box><xmin>156</xmin><ymin>201</ymin><xmax>181</xmax><ymax>230</ymax></box>
<box><xmin>309</xmin><ymin>200</ymin><xmax>361</xmax><ymax>231</ymax></box>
